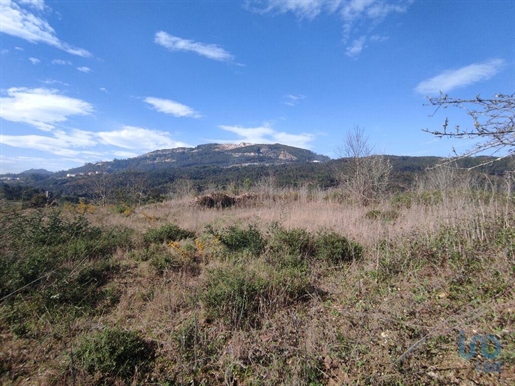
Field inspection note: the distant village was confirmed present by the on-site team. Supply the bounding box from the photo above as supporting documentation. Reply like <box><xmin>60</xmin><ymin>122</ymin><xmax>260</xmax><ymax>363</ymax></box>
<box><xmin>65</xmin><ymin>171</ymin><xmax>106</xmax><ymax>178</ymax></box>
<box><xmin>0</xmin><ymin>177</ymin><xmax>21</xmax><ymax>181</ymax></box>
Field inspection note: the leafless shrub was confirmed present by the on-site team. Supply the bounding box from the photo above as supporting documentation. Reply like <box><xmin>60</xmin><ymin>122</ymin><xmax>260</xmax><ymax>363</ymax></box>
<box><xmin>336</xmin><ymin>126</ymin><xmax>392</xmax><ymax>205</ymax></box>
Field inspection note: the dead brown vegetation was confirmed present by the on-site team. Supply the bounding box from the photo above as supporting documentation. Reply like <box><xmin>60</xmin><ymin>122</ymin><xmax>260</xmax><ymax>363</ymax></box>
<box><xmin>1</xmin><ymin>183</ymin><xmax>514</xmax><ymax>385</ymax></box>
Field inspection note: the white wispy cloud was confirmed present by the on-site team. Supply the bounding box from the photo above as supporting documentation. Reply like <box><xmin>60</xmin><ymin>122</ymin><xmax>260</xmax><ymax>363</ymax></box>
<box><xmin>0</xmin><ymin>87</ymin><xmax>94</xmax><ymax>130</ymax></box>
<box><xmin>247</xmin><ymin>0</ymin><xmax>325</xmax><ymax>19</ymax></box>
<box><xmin>0</xmin><ymin>0</ymin><xmax>91</xmax><ymax>57</ymax></box>
<box><xmin>41</xmin><ymin>79</ymin><xmax>69</xmax><ymax>86</ymax></box>
<box><xmin>97</xmin><ymin>126</ymin><xmax>190</xmax><ymax>151</ymax></box>
<box><xmin>415</xmin><ymin>59</ymin><xmax>506</xmax><ymax>95</ymax></box>
<box><xmin>52</xmin><ymin>59</ymin><xmax>72</xmax><ymax>65</ymax></box>
<box><xmin>283</xmin><ymin>94</ymin><xmax>305</xmax><ymax>106</ymax></box>
<box><xmin>18</xmin><ymin>0</ymin><xmax>45</xmax><ymax>11</ymax></box>
<box><xmin>250</xmin><ymin>1</ymin><xmax>412</xmax><ymax>25</ymax></box>
<box><xmin>339</xmin><ymin>0</ymin><xmax>411</xmax><ymax>39</ymax></box>
<box><xmin>1</xmin><ymin>126</ymin><xmax>189</xmax><ymax>161</ymax></box>
<box><xmin>0</xmin><ymin>129</ymin><xmax>97</xmax><ymax>157</ymax></box>
<box><xmin>28</xmin><ymin>57</ymin><xmax>40</xmax><ymax>64</ymax></box>
<box><xmin>345</xmin><ymin>35</ymin><xmax>366</xmax><ymax>58</ymax></box>
<box><xmin>219</xmin><ymin>124</ymin><xmax>315</xmax><ymax>148</ymax></box>
<box><xmin>247</xmin><ymin>0</ymin><xmax>412</xmax><ymax>57</ymax></box>
<box><xmin>370</xmin><ymin>34</ymin><xmax>389</xmax><ymax>43</ymax></box>
<box><xmin>77</xmin><ymin>66</ymin><xmax>91</xmax><ymax>73</ymax></box>
<box><xmin>155</xmin><ymin>31</ymin><xmax>234</xmax><ymax>62</ymax></box>
<box><xmin>144</xmin><ymin>96</ymin><xmax>201</xmax><ymax>118</ymax></box>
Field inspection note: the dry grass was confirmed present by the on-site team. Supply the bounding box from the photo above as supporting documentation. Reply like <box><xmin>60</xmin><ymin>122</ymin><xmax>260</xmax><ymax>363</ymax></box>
<box><xmin>1</xmin><ymin>186</ymin><xmax>514</xmax><ymax>385</ymax></box>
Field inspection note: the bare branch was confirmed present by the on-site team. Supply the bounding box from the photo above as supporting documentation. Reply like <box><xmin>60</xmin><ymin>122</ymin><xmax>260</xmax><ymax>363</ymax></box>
<box><xmin>424</xmin><ymin>93</ymin><xmax>515</xmax><ymax>168</ymax></box>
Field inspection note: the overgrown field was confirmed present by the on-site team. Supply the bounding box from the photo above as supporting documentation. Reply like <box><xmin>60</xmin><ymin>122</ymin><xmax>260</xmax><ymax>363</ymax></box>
<box><xmin>0</xmin><ymin>186</ymin><xmax>514</xmax><ymax>385</ymax></box>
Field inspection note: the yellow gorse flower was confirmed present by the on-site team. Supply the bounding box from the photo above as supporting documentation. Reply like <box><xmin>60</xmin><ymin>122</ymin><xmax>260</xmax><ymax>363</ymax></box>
<box><xmin>195</xmin><ymin>238</ymin><xmax>205</xmax><ymax>254</ymax></box>
<box><xmin>76</xmin><ymin>200</ymin><xmax>95</xmax><ymax>214</ymax></box>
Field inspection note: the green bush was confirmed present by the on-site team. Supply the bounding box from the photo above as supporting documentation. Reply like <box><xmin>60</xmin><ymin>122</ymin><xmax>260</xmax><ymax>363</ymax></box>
<box><xmin>202</xmin><ymin>267</ymin><xmax>267</xmax><ymax>329</ymax></box>
<box><xmin>5</xmin><ymin>295</ymin><xmax>46</xmax><ymax>338</ymax></box>
<box><xmin>266</xmin><ymin>223</ymin><xmax>313</xmax><ymax>257</ymax></box>
<box><xmin>391</xmin><ymin>192</ymin><xmax>413</xmax><ymax>209</ymax></box>
<box><xmin>149</xmin><ymin>245</ymin><xmax>197</xmax><ymax>275</ymax></box>
<box><xmin>212</xmin><ymin>224</ymin><xmax>264</xmax><ymax>257</ymax></box>
<box><xmin>202</xmin><ymin>263</ymin><xmax>314</xmax><ymax>329</ymax></box>
<box><xmin>2</xmin><ymin>209</ymin><xmax>98</xmax><ymax>248</ymax></box>
<box><xmin>0</xmin><ymin>210</ymin><xmax>127</xmax><ymax>298</ymax></box>
<box><xmin>143</xmin><ymin>223</ymin><xmax>195</xmax><ymax>245</ymax></box>
<box><xmin>267</xmin><ymin>266</ymin><xmax>313</xmax><ymax>304</ymax></box>
<box><xmin>48</xmin><ymin>260</ymin><xmax>119</xmax><ymax>310</ymax></box>
<box><xmin>90</xmin><ymin>225</ymin><xmax>135</xmax><ymax>257</ymax></box>
<box><xmin>112</xmin><ymin>202</ymin><xmax>133</xmax><ymax>215</ymax></box>
<box><xmin>76</xmin><ymin>327</ymin><xmax>153</xmax><ymax>381</ymax></box>
<box><xmin>264</xmin><ymin>223</ymin><xmax>312</xmax><ymax>270</ymax></box>
<box><xmin>313</xmin><ymin>230</ymin><xmax>363</xmax><ymax>264</ymax></box>
<box><xmin>0</xmin><ymin>210</ymin><xmax>127</xmax><ymax>338</ymax></box>
<box><xmin>128</xmin><ymin>243</ymin><xmax>200</xmax><ymax>276</ymax></box>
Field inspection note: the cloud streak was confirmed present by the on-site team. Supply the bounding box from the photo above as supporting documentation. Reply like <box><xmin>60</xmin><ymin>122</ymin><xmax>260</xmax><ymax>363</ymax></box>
<box><xmin>219</xmin><ymin>124</ymin><xmax>315</xmax><ymax>149</ymax></box>
<box><xmin>0</xmin><ymin>87</ymin><xmax>93</xmax><ymax>130</ymax></box>
<box><xmin>97</xmin><ymin>126</ymin><xmax>189</xmax><ymax>151</ymax></box>
<box><xmin>0</xmin><ymin>129</ymin><xmax>97</xmax><ymax>157</ymax></box>
<box><xmin>415</xmin><ymin>59</ymin><xmax>505</xmax><ymax>95</ymax></box>
<box><xmin>18</xmin><ymin>0</ymin><xmax>45</xmax><ymax>11</ymax></box>
<box><xmin>144</xmin><ymin>96</ymin><xmax>201</xmax><ymax>118</ymax></box>
<box><xmin>52</xmin><ymin>59</ymin><xmax>72</xmax><ymax>65</ymax></box>
<box><xmin>0</xmin><ymin>0</ymin><xmax>91</xmax><ymax>57</ymax></box>
<box><xmin>248</xmin><ymin>0</ymin><xmax>325</xmax><ymax>19</ymax></box>
<box><xmin>155</xmin><ymin>31</ymin><xmax>234</xmax><ymax>62</ymax></box>
<box><xmin>345</xmin><ymin>35</ymin><xmax>366</xmax><ymax>58</ymax></box>
<box><xmin>339</xmin><ymin>0</ymin><xmax>412</xmax><ymax>40</ymax></box>
<box><xmin>283</xmin><ymin>94</ymin><xmax>305</xmax><ymax>106</ymax></box>
<box><xmin>247</xmin><ymin>0</ymin><xmax>412</xmax><ymax>57</ymax></box>
<box><xmin>1</xmin><ymin>126</ymin><xmax>190</xmax><ymax>159</ymax></box>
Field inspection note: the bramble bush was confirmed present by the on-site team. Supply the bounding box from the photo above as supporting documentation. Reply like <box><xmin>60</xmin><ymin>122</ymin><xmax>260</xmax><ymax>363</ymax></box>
<box><xmin>313</xmin><ymin>230</ymin><xmax>363</xmax><ymax>264</ymax></box>
<box><xmin>143</xmin><ymin>223</ymin><xmax>195</xmax><ymax>245</ymax></box>
<box><xmin>76</xmin><ymin>327</ymin><xmax>154</xmax><ymax>382</ymax></box>
<box><xmin>0</xmin><ymin>210</ymin><xmax>130</xmax><ymax>337</ymax></box>
<box><xmin>207</xmin><ymin>224</ymin><xmax>265</xmax><ymax>257</ymax></box>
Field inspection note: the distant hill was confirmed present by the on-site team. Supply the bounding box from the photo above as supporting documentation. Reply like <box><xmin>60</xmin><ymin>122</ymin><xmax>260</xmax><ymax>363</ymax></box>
<box><xmin>2</xmin><ymin>143</ymin><xmax>513</xmax><ymax>204</ymax></box>
<box><xmin>19</xmin><ymin>169</ymin><xmax>54</xmax><ymax>176</ymax></box>
<box><xmin>57</xmin><ymin>143</ymin><xmax>331</xmax><ymax>176</ymax></box>
<box><xmin>0</xmin><ymin>169</ymin><xmax>53</xmax><ymax>180</ymax></box>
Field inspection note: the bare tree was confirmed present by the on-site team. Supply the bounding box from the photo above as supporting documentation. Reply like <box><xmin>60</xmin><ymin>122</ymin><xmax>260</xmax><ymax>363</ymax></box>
<box><xmin>89</xmin><ymin>173</ymin><xmax>112</xmax><ymax>207</ymax></box>
<box><xmin>424</xmin><ymin>93</ymin><xmax>515</xmax><ymax>167</ymax></box>
<box><xmin>121</xmin><ymin>172</ymin><xmax>150</xmax><ymax>206</ymax></box>
<box><xmin>336</xmin><ymin>126</ymin><xmax>392</xmax><ymax>205</ymax></box>
<box><xmin>77</xmin><ymin>172</ymin><xmax>113</xmax><ymax>207</ymax></box>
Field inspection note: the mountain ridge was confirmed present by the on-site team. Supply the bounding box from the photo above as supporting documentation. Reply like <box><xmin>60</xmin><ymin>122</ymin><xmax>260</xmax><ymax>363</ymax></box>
<box><xmin>3</xmin><ymin>144</ymin><xmax>513</xmax><ymax>182</ymax></box>
<box><xmin>53</xmin><ymin>143</ymin><xmax>331</xmax><ymax>176</ymax></box>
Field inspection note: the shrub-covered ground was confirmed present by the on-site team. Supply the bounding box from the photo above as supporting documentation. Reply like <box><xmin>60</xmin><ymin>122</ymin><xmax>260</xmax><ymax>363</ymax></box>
<box><xmin>0</xmin><ymin>188</ymin><xmax>513</xmax><ymax>385</ymax></box>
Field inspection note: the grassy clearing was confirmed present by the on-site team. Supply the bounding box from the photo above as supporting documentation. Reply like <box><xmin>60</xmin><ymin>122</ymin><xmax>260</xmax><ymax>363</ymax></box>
<box><xmin>0</xmin><ymin>187</ymin><xmax>514</xmax><ymax>385</ymax></box>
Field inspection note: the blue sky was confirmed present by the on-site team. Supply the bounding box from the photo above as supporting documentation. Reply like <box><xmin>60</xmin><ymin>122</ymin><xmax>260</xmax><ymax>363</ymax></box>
<box><xmin>0</xmin><ymin>0</ymin><xmax>513</xmax><ymax>173</ymax></box>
